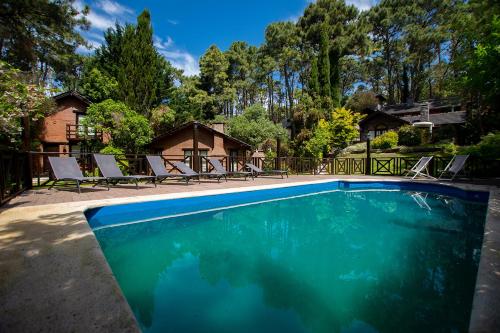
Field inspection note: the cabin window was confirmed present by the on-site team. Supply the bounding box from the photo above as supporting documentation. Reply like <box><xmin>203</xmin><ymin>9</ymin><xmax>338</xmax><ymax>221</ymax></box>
<box><xmin>374</xmin><ymin>124</ymin><xmax>388</xmax><ymax>137</ymax></box>
<box><xmin>76</xmin><ymin>114</ymin><xmax>95</xmax><ymax>136</ymax></box>
<box><xmin>184</xmin><ymin>150</ymin><xmax>192</xmax><ymax>168</ymax></box>
<box><xmin>184</xmin><ymin>150</ymin><xmax>208</xmax><ymax>171</ymax></box>
<box><xmin>229</xmin><ymin>150</ymin><xmax>239</xmax><ymax>172</ymax></box>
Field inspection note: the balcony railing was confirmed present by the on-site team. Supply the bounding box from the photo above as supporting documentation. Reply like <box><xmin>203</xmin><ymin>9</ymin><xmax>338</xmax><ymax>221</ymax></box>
<box><xmin>66</xmin><ymin>124</ymin><xmax>103</xmax><ymax>141</ymax></box>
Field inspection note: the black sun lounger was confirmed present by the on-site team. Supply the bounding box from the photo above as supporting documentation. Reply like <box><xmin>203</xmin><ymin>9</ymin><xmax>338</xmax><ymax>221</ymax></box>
<box><xmin>171</xmin><ymin>161</ymin><xmax>226</xmax><ymax>183</ymax></box>
<box><xmin>48</xmin><ymin>156</ymin><xmax>108</xmax><ymax>193</ymax></box>
<box><xmin>245</xmin><ymin>162</ymin><xmax>288</xmax><ymax>179</ymax></box>
<box><xmin>93</xmin><ymin>154</ymin><xmax>156</xmax><ymax>189</ymax></box>
<box><xmin>208</xmin><ymin>158</ymin><xmax>253</xmax><ymax>180</ymax></box>
<box><xmin>438</xmin><ymin>155</ymin><xmax>469</xmax><ymax>181</ymax></box>
<box><xmin>146</xmin><ymin>155</ymin><xmax>197</xmax><ymax>184</ymax></box>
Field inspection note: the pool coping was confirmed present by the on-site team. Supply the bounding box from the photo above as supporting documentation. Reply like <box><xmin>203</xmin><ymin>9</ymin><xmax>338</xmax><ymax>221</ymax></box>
<box><xmin>0</xmin><ymin>177</ymin><xmax>498</xmax><ymax>332</ymax></box>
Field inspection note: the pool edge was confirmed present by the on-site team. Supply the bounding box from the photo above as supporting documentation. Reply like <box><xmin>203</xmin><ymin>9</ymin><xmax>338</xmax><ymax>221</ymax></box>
<box><xmin>468</xmin><ymin>186</ymin><xmax>500</xmax><ymax>333</ymax></box>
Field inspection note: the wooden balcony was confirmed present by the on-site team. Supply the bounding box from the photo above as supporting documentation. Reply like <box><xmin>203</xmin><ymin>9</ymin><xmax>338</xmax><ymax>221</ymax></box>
<box><xmin>66</xmin><ymin>124</ymin><xmax>103</xmax><ymax>141</ymax></box>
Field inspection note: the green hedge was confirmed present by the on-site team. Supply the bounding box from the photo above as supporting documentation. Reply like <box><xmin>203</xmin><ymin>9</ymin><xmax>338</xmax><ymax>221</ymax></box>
<box><xmin>461</xmin><ymin>132</ymin><xmax>500</xmax><ymax>159</ymax></box>
<box><xmin>372</xmin><ymin>131</ymin><xmax>399</xmax><ymax>149</ymax></box>
<box><xmin>398</xmin><ymin>125</ymin><xmax>421</xmax><ymax>146</ymax></box>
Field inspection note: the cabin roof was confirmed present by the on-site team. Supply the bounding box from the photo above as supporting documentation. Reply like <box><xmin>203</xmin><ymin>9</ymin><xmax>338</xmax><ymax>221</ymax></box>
<box><xmin>150</xmin><ymin>121</ymin><xmax>251</xmax><ymax>149</ymax></box>
<box><xmin>359</xmin><ymin>111</ymin><xmax>409</xmax><ymax>126</ymax></box>
<box><xmin>52</xmin><ymin>91</ymin><xmax>91</xmax><ymax>105</ymax></box>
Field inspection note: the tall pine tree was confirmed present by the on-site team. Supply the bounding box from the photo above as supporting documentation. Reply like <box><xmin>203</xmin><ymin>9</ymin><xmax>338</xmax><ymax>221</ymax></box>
<box><xmin>309</xmin><ymin>57</ymin><xmax>320</xmax><ymax>96</ymax></box>
<box><xmin>119</xmin><ymin>11</ymin><xmax>158</xmax><ymax>116</ymax></box>
<box><xmin>329</xmin><ymin>49</ymin><xmax>342</xmax><ymax>106</ymax></box>
<box><xmin>299</xmin><ymin>0</ymin><xmax>366</xmax><ymax>106</ymax></box>
<box><xmin>318</xmin><ymin>24</ymin><xmax>331</xmax><ymax>99</ymax></box>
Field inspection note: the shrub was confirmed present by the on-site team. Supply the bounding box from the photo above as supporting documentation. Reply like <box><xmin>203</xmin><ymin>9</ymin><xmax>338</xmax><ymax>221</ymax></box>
<box><xmin>372</xmin><ymin>131</ymin><xmax>399</xmax><ymax>149</ymax></box>
<box><xmin>305</xmin><ymin>119</ymin><xmax>332</xmax><ymax>158</ymax></box>
<box><xmin>330</xmin><ymin>107</ymin><xmax>365</xmax><ymax>149</ymax></box>
<box><xmin>398</xmin><ymin>125</ymin><xmax>421</xmax><ymax>146</ymax></box>
<box><xmin>264</xmin><ymin>149</ymin><xmax>277</xmax><ymax>170</ymax></box>
<box><xmin>462</xmin><ymin>132</ymin><xmax>500</xmax><ymax>159</ymax></box>
<box><xmin>99</xmin><ymin>145</ymin><xmax>129</xmax><ymax>174</ymax></box>
<box><xmin>339</xmin><ymin>142</ymin><xmax>367</xmax><ymax>156</ymax></box>
<box><xmin>441</xmin><ymin>142</ymin><xmax>458</xmax><ymax>156</ymax></box>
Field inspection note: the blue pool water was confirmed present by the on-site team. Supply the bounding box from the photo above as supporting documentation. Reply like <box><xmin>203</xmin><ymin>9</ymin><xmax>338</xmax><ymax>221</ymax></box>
<box><xmin>87</xmin><ymin>181</ymin><xmax>489</xmax><ymax>333</ymax></box>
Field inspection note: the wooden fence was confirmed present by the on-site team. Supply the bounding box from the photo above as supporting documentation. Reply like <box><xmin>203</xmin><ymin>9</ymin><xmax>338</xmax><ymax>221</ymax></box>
<box><xmin>0</xmin><ymin>150</ymin><xmax>498</xmax><ymax>205</ymax></box>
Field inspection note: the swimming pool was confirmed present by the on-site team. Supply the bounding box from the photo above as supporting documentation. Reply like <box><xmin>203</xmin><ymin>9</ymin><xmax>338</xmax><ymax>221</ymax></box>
<box><xmin>86</xmin><ymin>181</ymin><xmax>489</xmax><ymax>333</ymax></box>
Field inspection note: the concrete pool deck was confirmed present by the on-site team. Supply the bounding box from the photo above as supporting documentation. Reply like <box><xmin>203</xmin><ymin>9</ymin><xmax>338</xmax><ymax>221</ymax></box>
<box><xmin>0</xmin><ymin>175</ymin><xmax>499</xmax><ymax>332</ymax></box>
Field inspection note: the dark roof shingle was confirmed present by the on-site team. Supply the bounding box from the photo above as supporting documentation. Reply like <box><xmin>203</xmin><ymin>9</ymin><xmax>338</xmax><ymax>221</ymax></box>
<box><xmin>401</xmin><ymin>111</ymin><xmax>466</xmax><ymax>125</ymax></box>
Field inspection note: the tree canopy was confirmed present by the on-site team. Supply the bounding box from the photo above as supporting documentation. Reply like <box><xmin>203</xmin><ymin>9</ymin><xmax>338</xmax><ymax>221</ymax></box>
<box><xmin>84</xmin><ymin>99</ymin><xmax>152</xmax><ymax>153</ymax></box>
<box><xmin>0</xmin><ymin>0</ymin><xmax>89</xmax><ymax>84</ymax></box>
<box><xmin>2</xmin><ymin>0</ymin><xmax>499</xmax><ymax>153</ymax></box>
<box><xmin>226</xmin><ymin>104</ymin><xmax>287</xmax><ymax>150</ymax></box>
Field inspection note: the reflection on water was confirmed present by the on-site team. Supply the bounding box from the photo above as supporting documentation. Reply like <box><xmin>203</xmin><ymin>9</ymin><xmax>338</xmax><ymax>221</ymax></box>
<box><xmin>95</xmin><ymin>190</ymin><xmax>487</xmax><ymax>333</ymax></box>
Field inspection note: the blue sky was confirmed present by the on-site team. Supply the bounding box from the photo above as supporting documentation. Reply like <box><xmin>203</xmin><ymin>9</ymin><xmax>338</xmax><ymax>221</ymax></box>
<box><xmin>76</xmin><ymin>0</ymin><xmax>377</xmax><ymax>76</ymax></box>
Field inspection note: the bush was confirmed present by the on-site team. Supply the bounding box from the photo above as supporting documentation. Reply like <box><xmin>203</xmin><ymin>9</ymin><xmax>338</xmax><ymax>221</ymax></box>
<box><xmin>372</xmin><ymin>131</ymin><xmax>399</xmax><ymax>149</ymax></box>
<box><xmin>264</xmin><ymin>149</ymin><xmax>277</xmax><ymax>169</ymax></box>
<box><xmin>339</xmin><ymin>142</ymin><xmax>367</xmax><ymax>156</ymax></box>
<box><xmin>441</xmin><ymin>142</ymin><xmax>458</xmax><ymax>156</ymax></box>
<box><xmin>398</xmin><ymin>125</ymin><xmax>421</xmax><ymax>146</ymax></box>
<box><xmin>99</xmin><ymin>145</ymin><xmax>129</xmax><ymax>174</ymax></box>
<box><xmin>462</xmin><ymin>132</ymin><xmax>500</xmax><ymax>159</ymax></box>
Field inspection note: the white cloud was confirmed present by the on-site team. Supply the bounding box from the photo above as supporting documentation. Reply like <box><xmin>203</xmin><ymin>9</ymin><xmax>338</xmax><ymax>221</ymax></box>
<box><xmin>305</xmin><ymin>0</ymin><xmax>376</xmax><ymax>11</ymax></box>
<box><xmin>86</xmin><ymin>11</ymin><xmax>116</xmax><ymax>30</ymax></box>
<box><xmin>346</xmin><ymin>0</ymin><xmax>376</xmax><ymax>11</ymax></box>
<box><xmin>95</xmin><ymin>0</ymin><xmax>134</xmax><ymax>15</ymax></box>
<box><xmin>76</xmin><ymin>39</ymin><xmax>101</xmax><ymax>53</ymax></box>
<box><xmin>286</xmin><ymin>14</ymin><xmax>300</xmax><ymax>23</ymax></box>
<box><xmin>154</xmin><ymin>36</ymin><xmax>173</xmax><ymax>49</ymax></box>
<box><xmin>75</xmin><ymin>1</ymin><xmax>199</xmax><ymax>76</ymax></box>
<box><xmin>155</xmin><ymin>36</ymin><xmax>199</xmax><ymax>76</ymax></box>
<box><xmin>84</xmin><ymin>30</ymin><xmax>105</xmax><ymax>42</ymax></box>
<box><xmin>162</xmin><ymin>50</ymin><xmax>199</xmax><ymax>77</ymax></box>
<box><xmin>76</xmin><ymin>0</ymin><xmax>134</xmax><ymax>32</ymax></box>
<box><xmin>74</xmin><ymin>0</ymin><xmax>86</xmax><ymax>11</ymax></box>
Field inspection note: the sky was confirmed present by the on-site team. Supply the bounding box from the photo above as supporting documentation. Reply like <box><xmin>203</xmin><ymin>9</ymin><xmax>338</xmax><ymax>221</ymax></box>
<box><xmin>76</xmin><ymin>0</ymin><xmax>378</xmax><ymax>76</ymax></box>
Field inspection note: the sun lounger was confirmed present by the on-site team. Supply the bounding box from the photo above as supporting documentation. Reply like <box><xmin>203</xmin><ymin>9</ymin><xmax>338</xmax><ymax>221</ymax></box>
<box><xmin>245</xmin><ymin>162</ymin><xmax>288</xmax><ymax>179</ymax></box>
<box><xmin>93</xmin><ymin>154</ymin><xmax>156</xmax><ymax>188</ymax></box>
<box><xmin>438</xmin><ymin>155</ymin><xmax>469</xmax><ymax>180</ymax></box>
<box><xmin>409</xmin><ymin>191</ymin><xmax>432</xmax><ymax>211</ymax></box>
<box><xmin>171</xmin><ymin>161</ymin><xmax>226</xmax><ymax>182</ymax></box>
<box><xmin>404</xmin><ymin>156</ymin><xmax>434</xmax><ymax>179</ymax></box>
<box><xmin>48</xmin><ymin>156</ymin><xmax>108</xmax><ymax>193</ymax></box>
<box><xmin>208</xmin><ymin>158</ymin><xmax>253</xmax><ymax>180</ymax></box>
<box><xmin>146</xmin><ymin>155</ymin><xmax>197</xmax><ymax>184</ymax></box>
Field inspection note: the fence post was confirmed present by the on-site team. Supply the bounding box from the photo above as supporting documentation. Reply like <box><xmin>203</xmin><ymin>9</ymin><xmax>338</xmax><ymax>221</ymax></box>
<box><xmin>365</xmin><ymin>138</ymin><xmax>371</xmax><ymax>175</ymax></box>
<box><xmin>192</xmin><ymin>122</ymin><xmax>199</xmax><ymax>173</ymax></box>
<box><xmin>276</xmin><ymin>137</ymin><xmax>281</xmax><ymax>171</ymax></box>
<box><xmin>26</xmin><ymin>151</ymin><xmax>33</xmax><ymax>189</ymax></box>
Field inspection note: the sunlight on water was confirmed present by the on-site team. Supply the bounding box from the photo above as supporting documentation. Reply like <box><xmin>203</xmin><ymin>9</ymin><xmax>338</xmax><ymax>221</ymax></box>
<box><xmin>95</xmin><ymin>190</ymin><xmax>487</xmax><ymax>333</ymax></box>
